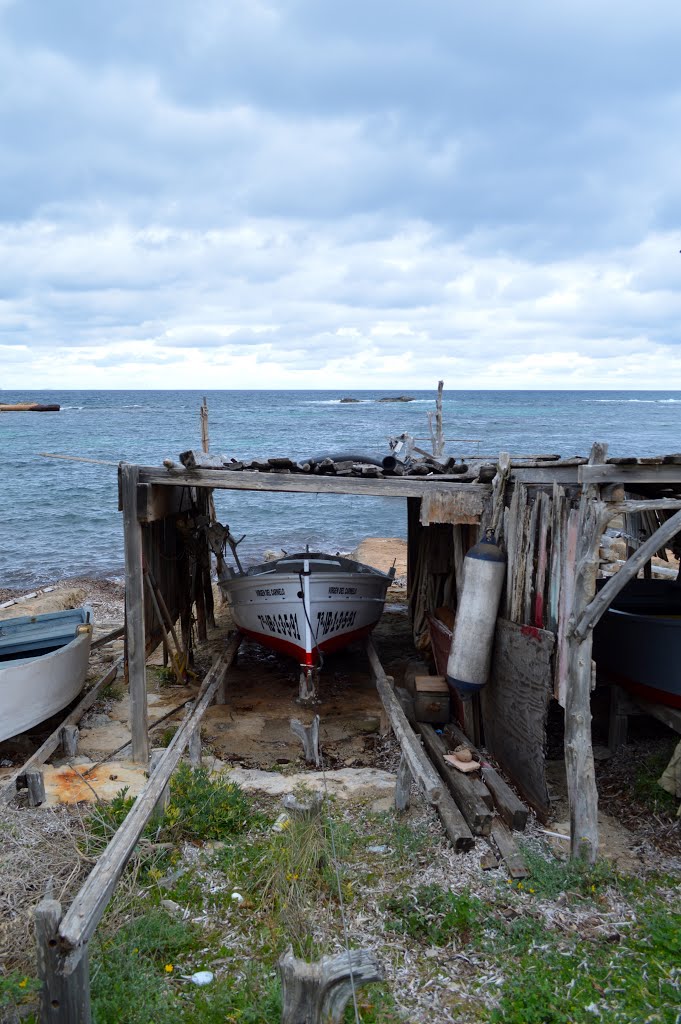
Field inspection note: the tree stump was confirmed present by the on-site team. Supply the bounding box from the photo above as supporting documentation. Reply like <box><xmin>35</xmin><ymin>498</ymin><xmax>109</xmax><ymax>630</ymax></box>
<box><xmin>278</xmin><ymin>946</ymin><xmax>382</xmax><ymax>1024</ymax></box>
<box><xmin>290</xmin><ymin>716</ymin><xmax>321</xmax><ymax>766</ymax></box>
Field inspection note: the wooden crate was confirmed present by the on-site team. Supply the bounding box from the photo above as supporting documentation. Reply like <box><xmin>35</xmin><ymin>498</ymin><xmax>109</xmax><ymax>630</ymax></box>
<box><xmin>413</xmin><ymin>676</ymin><xmax>450</xmax><ymax>724</ymax></box>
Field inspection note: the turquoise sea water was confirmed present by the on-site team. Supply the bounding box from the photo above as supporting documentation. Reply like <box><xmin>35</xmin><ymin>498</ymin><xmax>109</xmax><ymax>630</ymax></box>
<box><xmin>1</xmin><ymin>389</ymin><xmax>680</xmax><ymax>589</ymax></box>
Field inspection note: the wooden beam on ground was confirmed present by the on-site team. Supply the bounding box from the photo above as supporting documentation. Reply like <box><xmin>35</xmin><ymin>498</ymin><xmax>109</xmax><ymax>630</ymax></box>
<box><xmin>0</xmin><ymin>658</ymin><xmax>123</xmax><ymax>805</ymax></box>
<box><xmin>137</xmin><ymin>464</ymin><xmax>492</xmax><ymax>500</ymax></box>
<box><xmin>365</xmin><ymin>640</ymin><xmax>443</xmax><ymax>806</ymax></box>
<box><xmin>416</xmin><ymin>724</ymin><xmax>493</xmax><ymax>835</ymax></box>
<box><xmin>443</xmin><ymin>722</ymin><xmax>528</xmax><ymax>831</ymax></box>
<box><xmin>58</xmin><ymin>637</ymin><xmax>240</xmax><ymax>954</ymax></box>
<box><xmin>120</xmin><ymin>463</ymin><xmax>148</xmax><ymax>764</ymax></box>
<box><xmin>489</xmin><ymin>820</ymin><xmax>529</xmax><ymax>879</ymax></box>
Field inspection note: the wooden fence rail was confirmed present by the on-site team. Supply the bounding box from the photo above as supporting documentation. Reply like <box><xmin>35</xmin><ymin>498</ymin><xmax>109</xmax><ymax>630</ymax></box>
<box><xmin>34</xmin><ymin>638</ymin><xmax>240</xmax><ymax>1024</ymax></box>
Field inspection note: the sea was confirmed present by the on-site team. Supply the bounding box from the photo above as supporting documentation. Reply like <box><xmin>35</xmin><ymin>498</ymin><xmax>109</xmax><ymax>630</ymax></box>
<box><xmin>2</xmin><ymin>389</ymin><xmax>680</xmax><ymax>591</ymax></box>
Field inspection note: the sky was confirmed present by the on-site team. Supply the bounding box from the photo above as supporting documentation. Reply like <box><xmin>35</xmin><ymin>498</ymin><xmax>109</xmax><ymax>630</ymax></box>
<box><xmin>1</xmin><ymin>0</ymin><xmax>680</xmax><ymax>390</ymax></box>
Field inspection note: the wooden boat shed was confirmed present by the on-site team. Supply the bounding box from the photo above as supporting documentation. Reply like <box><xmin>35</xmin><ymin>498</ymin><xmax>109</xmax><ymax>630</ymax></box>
<box><xmin>119</xmin><ymin>444</ymin><xmax>681</xmax><ymax>862</ymax></box>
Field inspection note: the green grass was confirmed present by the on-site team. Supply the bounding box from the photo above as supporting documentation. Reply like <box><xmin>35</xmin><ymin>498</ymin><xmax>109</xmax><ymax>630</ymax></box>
<box><xmin>384</xmin><ymin>883</ymin><xmax>485</xmax><ymax>946</ymax></box>
<box><xmin>486</xmin><ymin>898</ymin><xmax>681</xmax><ymax>1023</ymax></box>
<box><xmin>40</xmin><ymin>771</ymin><xmax>681</xmax><ymax>1024</ymax></box>
<box><xmin>632</xmin><ymin>744</ymin><xmax>679</xmax><ymax>815</ymax></box>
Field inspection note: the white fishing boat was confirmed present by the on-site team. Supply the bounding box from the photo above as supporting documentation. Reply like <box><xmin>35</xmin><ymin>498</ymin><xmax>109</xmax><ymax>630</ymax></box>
<box><xmin>0</xmin><ymin>607</ymin><xmax>93</xmax><ymax>742</ymax></box>
<box><xmin>219</xmin><ymin>552</ymin><xmax>394</xmax><ymax>699</ymax></box>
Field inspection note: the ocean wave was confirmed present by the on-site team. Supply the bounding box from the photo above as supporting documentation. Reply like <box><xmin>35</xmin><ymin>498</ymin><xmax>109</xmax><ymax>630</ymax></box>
<box><xmin>584</xmin><ymin>398</ymin><xmax>681</xmax><ymax>404</ymax></box>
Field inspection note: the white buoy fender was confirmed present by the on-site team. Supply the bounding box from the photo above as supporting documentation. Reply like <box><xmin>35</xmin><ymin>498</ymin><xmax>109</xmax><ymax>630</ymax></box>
<box><xmin>446</xmin><ymin>530</ymin><xmax>506</xmax><ymax>698</ymax></box>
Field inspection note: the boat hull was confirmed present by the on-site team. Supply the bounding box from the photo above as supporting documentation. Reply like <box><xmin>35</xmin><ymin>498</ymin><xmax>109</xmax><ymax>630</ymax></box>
<box><xmin>0</xmin><ymin>608</ymin><xmax>93</xmax><ymax>741</ymax></box>
<box><xmin>593</xmin><ymin>579</ymin><xmax>681</xmax><ymax>709</ymax></box>
<box><xmin>219</xmin><ymin>553</ymin><xmax>393</xmax><ymax>668</ymax></box>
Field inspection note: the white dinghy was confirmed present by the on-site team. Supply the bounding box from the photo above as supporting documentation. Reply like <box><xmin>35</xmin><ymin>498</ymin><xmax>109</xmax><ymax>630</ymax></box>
<box><xmin>219</xmin><ymin>552</ymin><xmax>394</xmax><ymax>700</ymax></box>
<box><xmin>0</xmin><ymin>607</ymin><xmax>93</xmax><ymax>743</ymax></box>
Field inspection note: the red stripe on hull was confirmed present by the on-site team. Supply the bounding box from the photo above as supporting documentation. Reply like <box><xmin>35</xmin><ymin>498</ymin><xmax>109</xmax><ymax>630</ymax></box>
<box><xmin>237</xmin><ymin>621</ymin><xmax>379</xmax><ymax>668</ymax></box>
<box><xmin>608</xmin><ymin>673</ymin><xmax>681</xmax><ymax>710</ymax></box>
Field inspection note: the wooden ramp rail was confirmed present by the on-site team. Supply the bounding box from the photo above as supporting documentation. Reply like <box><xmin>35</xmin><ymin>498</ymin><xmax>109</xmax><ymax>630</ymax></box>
<box><xmin>34</xmin><ymin>637</ymin><xmax>240</xmax><ymax>1024</ymax></box>
<box><xmin>365</xmin><ymin>639</ymin><xmax>474</xmax><ymax>852</ymax></box>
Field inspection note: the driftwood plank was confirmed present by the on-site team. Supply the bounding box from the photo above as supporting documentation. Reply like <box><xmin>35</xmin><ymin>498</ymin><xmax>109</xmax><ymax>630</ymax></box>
<box><xmin>139</xmin><ymin>464</ymin><xmax>493</xmax><ymax>501</ymax></box>
<box><xmin>59</xmin><ymin>639</ymin><xmax>240</xmax><ymax>952</ymax></box>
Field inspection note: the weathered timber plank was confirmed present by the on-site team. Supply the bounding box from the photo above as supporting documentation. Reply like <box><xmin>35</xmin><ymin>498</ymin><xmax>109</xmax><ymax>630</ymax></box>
<box><xmin>59</xmin><ymin>639</ymin><xmax>240</xmax><ymax>951</ymax></box>
<box><xmin>511</xmin><ymin>467</ymin><xmax>580</xmax><ymax>484</ymax></box>
<box><xmin>579</xmin><ymin>464</ymin><xmax>681</xmax><ymax>485</ymax></box>
<box><xmin>481</xmin><ymin>618</ymin><xmax>555</xmax><ymax>819</ymax></box>
<box><xmin>137</xmin><ymin>464</ymin><xmax>492</xmax><ymax>500</ymax></box>
<box><xmin>136</xmin><ymin>483</ymin><xmax>188</xmax><ymax>524</ymax></box>
<box><xmin>416</xmin><ymin>724</ymin><xmax>493</xmax><ymax>835</ymax></box>
<box><xmin>365</xmin><ymin>640</ymin><xmax>443</xmax><ymax>805</ymax></box>
<box><xmin>533</xmin><ymin>491</ymin><xmax>550</xmax><ymax>629</ymax></box>
<box><xmin>419</xmin><ymin>488</ymin><xmax>484</xmax><ymax>525</ymax></box>
<box><xmin>490</xmin><ymin>820</ymin><xmax>530</xmax><ymax>878</ymax></box>
<box><xmin>443</xmin><ymin>722</ymin><xmax>529</xmax><ymax>831</ymax></box>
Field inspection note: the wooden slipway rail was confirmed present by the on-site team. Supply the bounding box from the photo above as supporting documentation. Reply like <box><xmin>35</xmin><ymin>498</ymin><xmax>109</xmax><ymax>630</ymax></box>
<box><xmin>365</xmin><ymin>639</ymin><xmax>475</xmax><ymax>852</ymax></box>
<box><xmin>33</xmin><ymin>638</ymin><xmax>241</xmax><ymax>1024</ymax></box>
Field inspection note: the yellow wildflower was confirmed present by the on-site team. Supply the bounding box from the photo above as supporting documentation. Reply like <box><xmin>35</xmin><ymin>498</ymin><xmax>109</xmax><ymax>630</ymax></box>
<box><xmin>165</xmin><ymin>964</ymin><xmax>174</xmax><ymax>973</ymax></box>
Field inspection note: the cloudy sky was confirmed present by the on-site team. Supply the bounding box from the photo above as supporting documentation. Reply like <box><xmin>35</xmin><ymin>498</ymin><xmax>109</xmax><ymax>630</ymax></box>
<box><xmin>1</xmin><ymin>0</ymin><xmax>680</xmax><ymax>390</ymax></box>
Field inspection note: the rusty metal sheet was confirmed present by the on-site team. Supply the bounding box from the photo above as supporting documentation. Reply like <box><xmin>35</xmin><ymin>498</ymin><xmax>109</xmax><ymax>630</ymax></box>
<box><xmin>41</xmin><ymin>761</ymin><xmax>149</xmax><ymax>806</ymax></box>
<box><xmin>420</xmin><ymin>489</ymin><xmax>484</xmax><ymax>526</ymax></box>
<box><xmin>481</xmin><ymin>617</ymin><xmax>555</xmax><ymax>820</ymax></box>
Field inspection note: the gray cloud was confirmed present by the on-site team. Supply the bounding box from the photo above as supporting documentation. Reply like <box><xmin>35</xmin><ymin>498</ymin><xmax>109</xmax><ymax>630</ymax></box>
<box><xmin>1</xmin><ymin>1</ymin><xmax>681</xmax><ymax>387</ymax></box>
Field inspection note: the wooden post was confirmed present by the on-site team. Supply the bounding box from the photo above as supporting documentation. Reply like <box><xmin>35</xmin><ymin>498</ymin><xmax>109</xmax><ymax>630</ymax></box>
<box><xmin>289</xmin><ymin>717</ymin><xmax>321</xmax><ymax>766</ymax></box>
<box><xmin>60</xmin><ymin>726</ymin><xmax>79</xmax><ymax>758</ymax></box>
<box><xmin>23</xmin><ymin>770</ymin><xmax>46</xmax><ymax>806</ymax></box>
<box><xmin>188</xmin><ymin>724</ymin><xmax>202</xmax><ymax>767</ymax></box>
<box><xmin>120</xmin><ymin>463</ymin><xmax>149</xmax><ymax>764</ymax></box>
<box><xmin>394</xmin><ymin>753</ymin><xmax>412</xmax><ymax>811</ymax></box>
<box><xmin>200</xmin><ymin>396</ymin><xmax>210</xmax><ymax>453</ymax></box>
<box><xmin>564</xmin><ymin>442</ymin><xmax>607</xmax><ymax>862</ymax></box>
<box><xmin>278</xmin><ymin>946</ymin><xmax>382</xmax><ymax>1024</ymax></box>
<box><xmin>35</xmin><ymin>900</ymin><xmax>91</xmax><ymax>1024</ymax></box>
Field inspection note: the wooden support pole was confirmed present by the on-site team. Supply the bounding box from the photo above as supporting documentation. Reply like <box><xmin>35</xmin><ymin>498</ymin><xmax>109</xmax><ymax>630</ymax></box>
<box><xmin>278</xmin><ymin>946</ymin><xmax>382</xmax><ymax>1024</ymax></box>
<box><xmin>564</xmin><ymin>442</ymin><xmax>607</xmax><ymax>863</ymax></box>
<box><xmin>121</xmin><ymin>463</ymin><xmax>149</xmax><ymax>764</ymax></box>
<box><xmin>188</xmin><ymin>724</ymin><xmax>202</xmax><ymax>767</ymax></box>
<box><xmin>35</xmin><ymin>900</ymin><xmax>91</xmax><ymax>1024</ymax></box>
<box><xmin>144</xmin><ymin>572</ymin><xmax>184</xmax><ymax>685</ymax></box>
